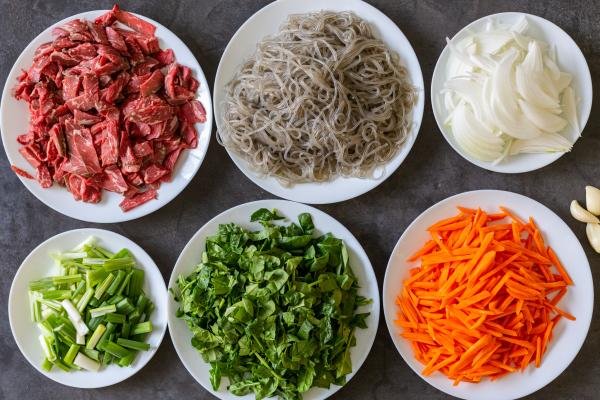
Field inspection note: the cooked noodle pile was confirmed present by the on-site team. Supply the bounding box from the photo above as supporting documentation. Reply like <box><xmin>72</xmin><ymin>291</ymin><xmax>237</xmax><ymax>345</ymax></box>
<box><xmin>218</xmin><ymin>11</ymin><xmax>416</xmax><ymax>184</ymax></box>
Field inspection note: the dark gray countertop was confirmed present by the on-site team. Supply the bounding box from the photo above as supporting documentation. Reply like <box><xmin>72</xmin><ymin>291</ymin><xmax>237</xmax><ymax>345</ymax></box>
<box><xmin>1</xmin><ymin>1</ymin><xmax>598</xmax><ymax>399</ymax></box>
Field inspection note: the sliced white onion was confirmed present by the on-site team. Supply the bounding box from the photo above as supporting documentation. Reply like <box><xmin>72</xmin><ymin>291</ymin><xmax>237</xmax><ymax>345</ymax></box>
<box><xmin>509</xmin><ymin>132</ymin><xmax>572</xmax><ymax>155</ymax></box>
<box><xmin>518</xmin><ymin>99</ymin><xmax>567</xmax><ymax>133</ymax></box>
<box><xmin>451</xmin><ymin>103</ymin><xmax>505</xmax><ymax>161</ymax></box>
<box><xmin>562</xmin><ymin>86</ymin><xmax>580</xmax><ymax>136</ymax></box>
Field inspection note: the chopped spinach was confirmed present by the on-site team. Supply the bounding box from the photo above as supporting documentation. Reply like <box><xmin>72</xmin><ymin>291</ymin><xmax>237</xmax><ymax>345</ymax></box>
<box><xmin>173</xmin><ymin>209</ymin><xmax>370</xmax><ymax>399</ymax></box>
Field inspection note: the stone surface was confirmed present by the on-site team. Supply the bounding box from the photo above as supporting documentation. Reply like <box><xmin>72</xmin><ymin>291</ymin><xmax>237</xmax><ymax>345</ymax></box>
<box><xmin>0</xmin><ymin>1</ymin><xmax>599</xmax><ymax>399</ymax></box>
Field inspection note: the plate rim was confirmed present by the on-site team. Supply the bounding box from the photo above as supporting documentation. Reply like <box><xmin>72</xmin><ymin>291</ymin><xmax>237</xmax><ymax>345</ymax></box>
<box><xmin>7</xmin><ymin>227</ymin><xmax>169</xmax><ymax>388</ymax></box>
<box><xmin>430</xmin><ymin>11</ymin><xmax>593</xmax><ymax>174</ymax></box>
<box><xmin>167</xmin><ymin>198</ymin><xmax>381</xmax><ymax>400</ymax></box>
<box><xmin>0</xmin><ymin>9</ymin><xmax>213</xmax><ymax>223</ymax></box>
<box><xmin>382</xmin><ymin>189</ymin><xmax>594</xmax><ymax>400</ymax></box>
<box><xmin>213</xmin><ymin>0</ymin><xmax>425</xmax><ymax>204</ymax></box>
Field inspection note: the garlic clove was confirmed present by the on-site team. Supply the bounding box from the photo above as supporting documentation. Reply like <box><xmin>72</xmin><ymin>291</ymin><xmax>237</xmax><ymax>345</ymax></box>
<box><xmin>570</xmin><ymin>200</ymin><xmax>599</xmax><ymax>223</ymax></box>
<box><xmin>586</xmin><ymin>223</ymin><xmax>600</xmax><ymax>253</ymax></box>
<box><xmin>585</xmin><ymin>186</ymin><xmax>600</xmax><ymax>215</ymax></box>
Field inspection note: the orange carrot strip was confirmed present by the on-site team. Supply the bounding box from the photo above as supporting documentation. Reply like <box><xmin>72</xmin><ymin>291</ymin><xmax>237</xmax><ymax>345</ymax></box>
<box><xmin>547</xmin><ymin>247</ymin><xmax>573</xmax><ymax>285</ymax></box>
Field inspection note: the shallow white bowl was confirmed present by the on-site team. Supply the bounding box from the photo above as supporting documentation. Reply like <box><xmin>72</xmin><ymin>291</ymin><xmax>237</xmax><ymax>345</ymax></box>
<box><xmin>431</xmin><ymin>12</ymin><xmax>592</xmax><ymax>173</ymax></box>
<box><xmin>383</xmin><ymin>190</ymin><xmax>593</xmax><ymax>400</ymax></box>
<box><xmin>168</xmin><ymin>199</ymin><xmax>380</xmax><ymax>400</ymax></box>
<box><xmin>0</xmin><ymin>10</ymin><xmax>213</xmax><ymax>223</ymax></box>
<box><xmin>8</xmin><ymin>228</ymin><xmax>168</xmax><ymax>388</ymax></box>
<box><xmin>214</xmin><ymin>0</ymin><xmax>425</xmax><ymax>204</ymax></box>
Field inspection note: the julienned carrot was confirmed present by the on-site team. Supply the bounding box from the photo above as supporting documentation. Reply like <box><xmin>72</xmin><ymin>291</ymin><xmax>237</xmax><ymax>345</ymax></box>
<box><xmin>395</xmin><ymin>206</ymin><xmax>574</xmax><ymax>385</ymax></box>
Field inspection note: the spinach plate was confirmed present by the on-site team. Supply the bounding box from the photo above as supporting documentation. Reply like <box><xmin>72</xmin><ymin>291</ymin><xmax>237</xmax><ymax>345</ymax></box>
<box><xmin>172</xmin><ymin>209</ymin><xmax>371</xmax><ymax>399</ymax></box>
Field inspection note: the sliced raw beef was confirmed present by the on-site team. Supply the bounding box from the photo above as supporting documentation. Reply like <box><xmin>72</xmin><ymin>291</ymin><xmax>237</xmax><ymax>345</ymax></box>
<box><xmin>11</xmin><ymin>4</ymin><xmax>205</xmax><ymax>212</ymax></box>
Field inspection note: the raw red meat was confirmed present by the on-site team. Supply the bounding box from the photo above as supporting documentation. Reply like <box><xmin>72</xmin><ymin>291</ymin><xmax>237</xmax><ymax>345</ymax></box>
<box><xmin>11</xmin><ymin>4</ymin><xmax>205</xmax><ymax>212</ymax></box>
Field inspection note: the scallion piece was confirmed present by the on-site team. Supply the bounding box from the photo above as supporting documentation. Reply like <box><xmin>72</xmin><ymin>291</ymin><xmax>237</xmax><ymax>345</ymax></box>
<box><xmin>116</xmin><ymin>271</ymin><xmax>133</xmax><ymax>295</ymax></box>
<box><xmin>39</xmin><ymin>335</ymin><xmax>57</xmax><ymax>362</ymax></box>
<box><xmin>104</xmin><ymin>257</ymin><xmax>135</xmax><ymax>271</ymax></box>
<box><xmin>89</xmin><ymin>304</ymin><xmax>116</xmax><ymax>318</ymax></box>
<box><xmin>128</xmin><ymin>269</ymin><xmax>144</xmax><ymax>297</ymax></box>
<box><xmin>116</xmin><ymin>298</ymin><xmax>136</xmax><ymax>315</ymax></box>
<box><xmin>86</xmin><ymin>324</ymin><xmax>106</xmax><ymax>350</ymax></box>
<box><xmin>86</xmin><ymin>269</ymin><xmax>108</xmax><ymax>288</ymax></box>
<box><xmin>116</xmin><ymin>338</ymin><xmax>150</xmax><ymax>351</ymax></box>
<box><xmin>131</xmin><ymin>321</ymin><xmax>152</xmax><ymax>336</ymax></box>
<box><xmin>105</xmin><ymin>313</ymin><xmax>126</xmax><ymax>324</ymax></box>
<box><xmin>117</xmin><ymin>350</ymin><xmax>136</xmax><ymax>367</ymax></box>
<box><xmin>94</xmin><ymin>273</ymin><xmax>115</xmax><ymax>300</ymax></box>
<box><xmin>107</xmin><ymin>270</ymin><xmax>126</xmax><ymax>296</ymax></box>
<box><xmin>42</xmin><ymin>290</ymin><xmax>71</xmax><ymax>300</ymax></box>
<box><xmin>74</xmin><ymin>353</ymin><xmax>100</xmax><ymax>372</ymax></box>
<box><xmin>76</xmin><ymin>287</ymin><xmax>94</xmax><ymax>313</ymax></box>
<box><xmin>41</xmin><ymin>358</ymin><xmax>53</xmax><ymax>372</ymax></box>
<box><xmin>63</xmin><ymin>344</ymin><xmax>80</xmax><ymax>365</ymax></box>
<box><xmin>100</xmin><ymin>341</ymin><xmax>131</xmax><ymax>359</ymax></box>
<box><xmin>82</xmin><ymin>348</ymin><xmax>100</xmax><ymax>361</ymax></box>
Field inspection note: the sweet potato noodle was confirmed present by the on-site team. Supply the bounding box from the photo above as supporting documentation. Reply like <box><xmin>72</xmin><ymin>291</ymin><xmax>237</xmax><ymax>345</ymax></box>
<box><xmin>218</xmin><ymin>11</ymin><xmax>417</xmax><ymax>185</ymax></box>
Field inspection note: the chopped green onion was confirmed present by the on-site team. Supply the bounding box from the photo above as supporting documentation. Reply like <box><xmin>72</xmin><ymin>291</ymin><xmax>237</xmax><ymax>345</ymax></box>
<box><xmin>82</xmin><ymin>258</ymin><xmax>105</xmax><ymax>265</ymax></box>
<box><xmin>42</xmin><ymin>290</ymin><xmax>71</xmax><ymax>300</ymax></box>
<box><xmin>102</xmin><ymin>350</ymin><xmax>113</xmax><ymax>365</ymax></box>
<box><xmin>128</xmin><ymin>269</ymin><xmax>144</xmax><ymax>297</ymax></box>
<box><xmin>100</xmin><ymin>341</ymin><xmax>131</xmax><ymax>359</ymax></box>
<box><xmin>52</xmin><ymin>359</ymin><xmax>71</xmax><ymax>372</ymax></box>
<box><xmin>117</xmin><ymin>271</ymin><xmax>133</xmax><ymax>295</ymax></box>
<box><xmin>63</xmin><ymin>344</ymin><xmax>80</xmax><ymax>365</ymax></box>
<box><xmin>117</xmin><ymin>351</ymin><xmax>136</xmax><ymax>367</ymax></box>
<box><xmin>107</xmin><ymin>270</ymin><xmax>126</xmax><ymax>296</ymax></box>
<box><xmin>82</xmin><ymin>348</ymin><xmax>100</xmax><ymax>361</ymax></box>
<box><xmin>89</xmin><ymin>304</ymin><xmax>116</xmax><ymax>318</ymax></box>
<box><xmin>57</xmin><ymin>252</ymin><xmax>88</xmax><ymax>260</ymax></box>
<box><xmin>104</xmin><ymin>257</ymin><xmax>135</xmax><ymax>271</ymax></box>
<box><xmin>41</xmin><ymin>358</ymin><xmax>53</xmax><ymax>372</ymax></box>
<box><xmin>72</xmin><ymin>280</ymin><xmax>86</xmax><ymax>298</ymax></box>
<box><xmin>86</xmin><ymin>269</ymin><xmax>108</xmax><ymax>288</ymax></box>
<box><xmin>86</xmin><ymin>324</ymin><xmax>106</xmax><ymax>350</ymax></box>
<box><xmin>121</xmin><ymin>322</ymin><xmax>130</xmax><ymax>339</ymax></box>
<box><xmin>98</xmin><ymin>322</ymin><xmax>116</xmax><ymax>348</ymax></box>
<box><xmin>74</xmin><ymin>353</ymin><xmax>100</xmax><ymax>372</ymax></box>
<box><xmin>131</xmin><ymin>321</ymin><xmax>152</xmax><ymax>336</ymax></box>
<box><xmin>116</xmin><ymin>338</ymin><xmax>150</xmax><ymax>351</ymax></box>
<box><xmin>116</xmin><ymin>298</ymin><xmax>136</xmax><ymax>315</ymax></box>
<box><xmin>105</xmin><ymin>313</ymin><xmax>126</xmax><ymax>324</ymax></box>
<box><xmin>39</xmin><ymin>335</ymin><xmax>56</xmax><ymax>361</ymax></box>
<box><xmin>94</xmin><ymin>273</ymin><xmax>115</xmax><ymax>300</ymax></box>
<box><xmin>29</xmin><ymin>238</ymin><xmax>153</xmax><ymax>373</ymax></box>
<box><xmin>76</xmin><ymin>287</ymin><xmax>94</xmax><ymax>313</ymax></box>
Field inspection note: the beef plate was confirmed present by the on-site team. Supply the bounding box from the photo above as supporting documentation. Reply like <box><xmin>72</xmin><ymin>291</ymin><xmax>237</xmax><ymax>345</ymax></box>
<box><xmin>12</xmin><ymin>4</ymin><xmax>206</xmax><ymax>212</ymax></box>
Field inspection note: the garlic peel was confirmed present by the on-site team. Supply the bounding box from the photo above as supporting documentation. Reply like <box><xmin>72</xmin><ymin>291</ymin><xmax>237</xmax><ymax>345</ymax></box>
<box><xmin>570</xmin><ymin>200</ymin><xmax>599</xmax><ymax>223</ymax></box>
<box><xmin>585</xmin><ymin>223</ymin><xmax>600</xmax><ymax>253</ymax></box>
<box><xmin>585</xmin><ymin>186</ymin><xmax>600</xmax><ymax>215</ymax></box>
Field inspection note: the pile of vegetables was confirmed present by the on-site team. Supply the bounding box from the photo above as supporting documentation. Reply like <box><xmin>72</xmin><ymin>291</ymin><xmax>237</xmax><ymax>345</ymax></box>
<box><xmin>396</xmin><ymin>206</ymin><xmax>574</xmax><ymax>384</ymax></box>
<box><xmin>570</xmin><ymin>185</ymin><xmax>600</xmax><ymax>253</ymax></box>
<box><xmin>28</xmin><ymin>238</ymin><xmax>154</xmax><ymax>372</ymax></box>
<box><xmin>172</xmin><ymin>209</ymin><xmax>370</xmax><ymax>400</ymax></box>
<box><xmin>443</xmin><ymin>16</ymin><xmax>578</xmax><ymax>162</ymax></box>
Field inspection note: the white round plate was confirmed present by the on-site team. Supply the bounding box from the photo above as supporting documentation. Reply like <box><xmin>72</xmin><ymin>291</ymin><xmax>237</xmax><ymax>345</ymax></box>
<box><xmin>8</xmin><ymin>228</ymin><xmax>168</xmax><ymax>388</ymax></box>
<box><xmin>431</xmin><ymin>12</ymin><xmax>592</xmax><ymax>173</ymax></box>
<box><xmin>0</xmin><ymin>10</ymin><xmax>213</xmax><ymax>223</ymax></box>
<box><xmin>168</xmin><ymin>199</ymin><xmax>380</xmax><ymax>400</ymax></box>
<box><xmin>383</xmin><ymin>190</ymin><xmax>593</xmax><ymax>400</ymax></box>
<box><xmin>213</xmin><ymin>0</ymin><xmax>425</xmax><ymax>204</ymax></box>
